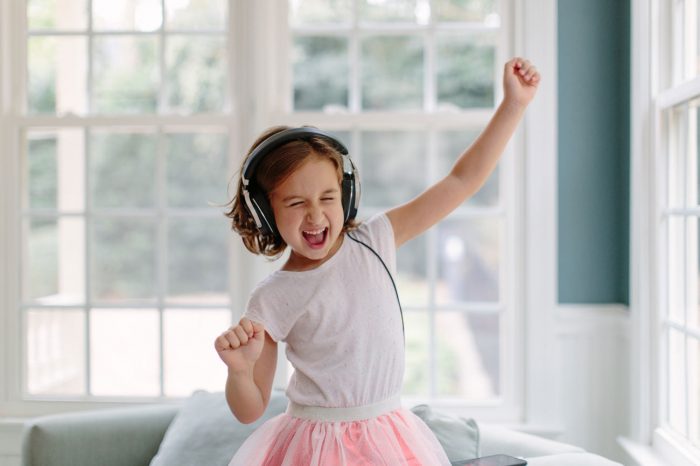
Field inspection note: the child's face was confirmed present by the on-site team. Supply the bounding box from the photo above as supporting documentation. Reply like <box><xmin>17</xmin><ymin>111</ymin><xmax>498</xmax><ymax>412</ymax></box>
<box><xmin>269</xmin><ymin>156</ymin><xmax>345</xmax><ymax>269</ymax></box>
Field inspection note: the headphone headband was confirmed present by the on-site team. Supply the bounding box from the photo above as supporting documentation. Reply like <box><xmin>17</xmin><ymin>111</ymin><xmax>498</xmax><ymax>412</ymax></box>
<box><xmin>242</xmin><ymin>127</ymin><xmax>349</xmax><ymax>188</ymax></box>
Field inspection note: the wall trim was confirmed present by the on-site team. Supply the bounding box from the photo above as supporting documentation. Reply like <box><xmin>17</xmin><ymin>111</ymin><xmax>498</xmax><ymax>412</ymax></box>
<box><xmin>555</xmin><ymin>304</ymin><xmax>630</xmax><ymax>335</ymax></box>
<box><xmin>517</xmin><ymin>0</ymin><xmax>558</xmax><ymax>427</ymax></box>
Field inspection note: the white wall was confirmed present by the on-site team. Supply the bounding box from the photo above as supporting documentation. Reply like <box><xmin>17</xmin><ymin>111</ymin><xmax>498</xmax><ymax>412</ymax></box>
<box><xmin>0</xmin><ymin>420</ymin><xmax>22</xmax><ymax>466</ymax></box>
<box><xmin>554</xmin><ymin>305</ymin><xmax>630</xmax><ymax>463</ymax></box>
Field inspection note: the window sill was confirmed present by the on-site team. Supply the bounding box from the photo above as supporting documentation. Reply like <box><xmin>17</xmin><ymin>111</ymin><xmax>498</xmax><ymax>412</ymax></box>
<box><xmin>618</xmin><ymin>437</ymin><xmax>667</xmax><ymax>466</ymax></box>
<box><xmin>619</xmin><ymin>431</ymin><xmax>700</xmax><ymax>466</ymax></box>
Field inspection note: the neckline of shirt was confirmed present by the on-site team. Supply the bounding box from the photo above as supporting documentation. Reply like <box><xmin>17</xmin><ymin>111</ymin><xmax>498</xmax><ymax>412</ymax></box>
<box><xmin>274</xmin><ymin>233</ymin><xmax>351</xmax><ymax>276</ymax></box>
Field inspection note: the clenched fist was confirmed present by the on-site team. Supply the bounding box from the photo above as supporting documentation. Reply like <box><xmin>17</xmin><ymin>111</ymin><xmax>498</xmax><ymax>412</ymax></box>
<box><xmin>214</xmin><ymin>318</ymin><xmax>266</xmax><ymax>374</ymax></box>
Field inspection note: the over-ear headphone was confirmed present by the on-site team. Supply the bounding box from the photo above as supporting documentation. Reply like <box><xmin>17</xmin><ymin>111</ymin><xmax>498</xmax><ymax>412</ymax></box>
<box><xmin>241</xmin><ymin>127</ymin><xmax>360</xmax><ymax>238</ymax></box>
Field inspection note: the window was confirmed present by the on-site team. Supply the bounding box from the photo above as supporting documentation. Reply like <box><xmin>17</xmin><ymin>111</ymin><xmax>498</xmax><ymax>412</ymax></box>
<box><xmin>638</xmin><ymin>0</ymin><xmax>700</xmax><ymax>463</ymax></box>
<box><xmin>21</xmin><ymin>0</ymin><xmax>232</xmax><ymax>399</ymax></box>
<box><xmin>664</xmin><ymin>101</ymin><xmax>700</xmax><ymax>446</ymax></box>
<box><xmin>285</xmin><ymin>0</ymin><xmax>517</xmax><ymax>412</ymax></box>
<box><xmin>2</xmin><ymin>0</ymin><xmax>527</xmax><ymax>420</ymax></box>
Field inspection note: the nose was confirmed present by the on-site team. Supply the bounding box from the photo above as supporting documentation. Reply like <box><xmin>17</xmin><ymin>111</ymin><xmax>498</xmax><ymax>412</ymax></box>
<box><xmin>306</xmin><ymin>203</ymin><xmax>324</xmax><ymax>224</ymax></box>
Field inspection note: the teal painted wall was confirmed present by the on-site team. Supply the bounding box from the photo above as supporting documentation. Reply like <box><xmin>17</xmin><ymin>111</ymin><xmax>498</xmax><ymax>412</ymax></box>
<box><xmin>557</xmin><ymin>0</ymin><xmax>630</xmax><ymax>304</ymax></box>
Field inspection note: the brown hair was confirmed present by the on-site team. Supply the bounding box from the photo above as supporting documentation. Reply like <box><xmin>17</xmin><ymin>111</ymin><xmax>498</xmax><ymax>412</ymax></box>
<box><xmin>224</xmin><ymin>125</ymin><xmax>359</xmax><ymax>259</ymax></box>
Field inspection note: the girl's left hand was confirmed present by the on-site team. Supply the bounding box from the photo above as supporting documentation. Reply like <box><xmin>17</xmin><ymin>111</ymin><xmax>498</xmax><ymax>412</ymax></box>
<box><xmin>503</xmin><ymin>57</ymin><xmax>540</xmax><ymax>108</ymax></box>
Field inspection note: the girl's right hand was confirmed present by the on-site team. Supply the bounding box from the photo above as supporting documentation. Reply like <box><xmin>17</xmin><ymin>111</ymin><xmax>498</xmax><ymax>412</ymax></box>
<box><xmin>214</xmin><ymin>318</ymin><xmax>266</xmax><ymax>374</ymax></box>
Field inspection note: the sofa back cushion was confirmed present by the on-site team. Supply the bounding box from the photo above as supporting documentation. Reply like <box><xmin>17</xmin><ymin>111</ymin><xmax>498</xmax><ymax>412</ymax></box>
<box><xmin>149</xmin><ymin>390</ymin><xmax>287</xmax><ymax>466</ymax></box>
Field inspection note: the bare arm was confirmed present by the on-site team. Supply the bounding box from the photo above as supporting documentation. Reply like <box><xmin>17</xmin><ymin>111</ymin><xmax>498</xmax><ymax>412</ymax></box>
<box><xmin>215</xmin><ymin>318</ymin><xmax>278</xmax><ymax>424</ymax></box>
<box><xmin>387</xmin><ymin>57</ymin><xmax>540</xmax><ymax>247</ymax></box>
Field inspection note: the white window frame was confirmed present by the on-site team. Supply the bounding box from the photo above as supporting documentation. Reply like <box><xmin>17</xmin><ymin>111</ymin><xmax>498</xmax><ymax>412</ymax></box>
<box><xmin>628</xmin><ymin>0</ymin><xmax>700</xmax><ymax>465</ymax></box>
<box><xmin>0</xmin><ymin>0</ymin><xmax>558</xmax><ymax>428</ymax></box>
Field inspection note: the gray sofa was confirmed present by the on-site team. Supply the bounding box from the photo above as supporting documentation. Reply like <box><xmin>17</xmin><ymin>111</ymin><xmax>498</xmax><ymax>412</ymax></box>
<box><xmin>21</xmin><ymin>391</ymin><xmax>621</xmax><ymax>466</ymax></box>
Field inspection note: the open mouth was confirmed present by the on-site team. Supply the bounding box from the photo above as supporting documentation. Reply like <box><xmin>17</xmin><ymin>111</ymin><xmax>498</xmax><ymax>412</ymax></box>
<box><xmin>302</xmin><ymin>227</ymin><xmax>328</xmax><ymax>249</ymax></box>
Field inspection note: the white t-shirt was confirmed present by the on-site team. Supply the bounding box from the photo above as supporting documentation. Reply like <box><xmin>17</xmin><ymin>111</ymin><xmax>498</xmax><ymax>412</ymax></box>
<box><xmin>244</xmin><ymin>213</ymin><xmax>405</xmax><ymax>408</ymax></box>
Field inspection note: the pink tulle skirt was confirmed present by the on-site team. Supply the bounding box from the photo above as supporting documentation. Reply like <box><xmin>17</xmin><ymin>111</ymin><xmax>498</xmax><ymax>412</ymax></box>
<box><xmin>228</xmin><ymin>397</ymin><xmax>450</xmax><ymax>466</ymax></box>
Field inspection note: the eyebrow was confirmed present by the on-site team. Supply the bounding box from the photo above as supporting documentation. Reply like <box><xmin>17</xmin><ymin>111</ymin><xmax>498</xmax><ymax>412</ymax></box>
<box><xmin>281</xmin><ymin>188</ymin><xmax>339</xmax><ymax>203</ymax></box>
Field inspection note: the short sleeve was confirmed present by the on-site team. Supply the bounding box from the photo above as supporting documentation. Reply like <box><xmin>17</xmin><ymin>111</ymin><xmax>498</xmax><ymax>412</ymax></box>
<box><xmin>352</xmin><ymin>213</ymin><xmax>397</xmax><ymax>275</ymax></box>
<box><xmin>243</xmin><ymin>275</ymin><xmax>305</xmax><ymax>342</ymax></box>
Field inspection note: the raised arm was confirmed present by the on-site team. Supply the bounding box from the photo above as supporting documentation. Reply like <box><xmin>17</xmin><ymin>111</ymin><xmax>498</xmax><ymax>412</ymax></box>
<box><xmin>387</xmin><ymin>57</ymin><xmax>540</xmax><ymax>247</ymax></box>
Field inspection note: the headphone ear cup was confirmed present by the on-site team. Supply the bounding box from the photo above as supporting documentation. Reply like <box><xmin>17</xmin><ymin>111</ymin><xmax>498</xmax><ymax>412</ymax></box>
<box><xmin>341</xmin><ymin>177</ymin><xmax>353</xmax><ymax>224</ymax></box>
<box><xmin>341</xmin><ymin>173</ymin><xmax>359</xmax><ymax>224</ymax></box>
<box><xmin>249</xmin><ymin>189</ymin><xmax>279</xmax><ymax>238</ymax></box>
<box><xmin>341</xmin><ymin>155</ymin><xmax>360</xmax><ymax>224</ymax></box>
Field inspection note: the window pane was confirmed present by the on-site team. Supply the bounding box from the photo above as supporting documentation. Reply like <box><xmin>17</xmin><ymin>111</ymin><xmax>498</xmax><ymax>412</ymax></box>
<box><xmin>433</xmin><ymin>0</ymin><xmax>498</xmax><ymax>23</ymax></box>
<box><xmin>669</xmin><ymin>108</ymin><xmax>686</xmax><ymax>209</ymax></box>
<box><xmin>437</xmin><ymin>216</ymin><xmax>501</xmax><ymax>304</ymax></box>
<box><xmin>26</xmin><ymin>219</ymin><xmax>57</xmax><ymax>301</ymax></box>
<box><xmin>91</xmin><ymin>218</ymin><xmax>157</xmax><ymax>302</ymax></box>
<box><xmin>669</xmin><ymin>329</ymin><xmax>687</xmax><ymax>435</ymax></box>
<box><xmin>681</xmin><ymin>0</ymin><xmax>700</xmax><ymax>81</ymax></box>
<box><xmin>165</xmin><ymin>0</ymin><xmax>227</xmax><ymax>30</ymax></box>
<box><xmin>26</xmin><ymin>309</ymin><xmax>85</xmax><ymax>395</ymax></box>
<box><xmin>437</xmin><ymin>130</ymin><xmax>497</xmax><ymax>207</ymax></box>
<box><xmin>293</xmin><ymin>35</ymin><xmax>349</xmax><ymax>111</ymax></box>
<box><xmin>437</xmin><ymin>33</ymin><xmax>496</xmax><ymax>109</ymax></box>
<box><xmin>89</xmin><ymin>130</ymin><xmax>157</xmax><ymax>208</ymax></box>
<box><xmin>697</xmin><ymin>0</ymin><xmax>700</xmax><ymax>81</ymax></box>
<box><xmin>28</xmin><ymin>36</ymin><xmax>88</xmax><ymax>114</ymax></box>
<box><xmin>669</xmin><ymin>216</ymin><xmax>685</xmax><ymax>324</ymax></box>
<box><xmin>397</xmin><ymin>234</ymin><xmax>428</xmax><ymax>306</ymax></box>
<box><xmin>26</xmin><ymin>129</ymin><xmax>85</xmax><ymax>211</ymax></box>
<box><xmin>93</xmin><ymin>0</ymin><xmax>162</xmax><ymax>32</ymax></box>
<box><xmin>289</xmin><ymin>0</ymin><xmax>352</xmax><ymax>26</ymax></box>
<box><xmin>690</xmin><ymin>216</ymin><xmax>700</xmax><ymax>332</ymax></box>
<box><xmin>167</xmin><ymin>218</ymin><xmax>228</xmax><ymax>304</ymax></box>
<box><xmin>165</xmin><ymin>131</ymin><xmax>228</xmax><ymax>208</ymax></box>
<box><xmin>696</xmin><ymin>104</ymin><xmax>700</xmax><ymax>206</ymax></box>
<box><xmin>165</xmin><ymin>35</ymin><xmax>227</xmax><ymax>113</ymax></box>
<box><xmin>27</xmin><ymin>131</ymin><xmax>58</xmax><ymax>209</ymax></box>
<box><xmin>698</xmin><ymin>230</ymin><xmax>700</xmax><ymax>339</ymax></box>
<box><xmin>90</xmin><ymin>309</ymin><xmax>160</xmax><ymax>396</ymax></box>
<box><xmin>92</xmin><ymin>36</ymin><xmax>158</xmax><ymax>113</ymax></box>
<box><xmin>328</xmin><ymin>130</ymin><xmax>352</xmax><ymax>150</ymax></box>
<box><xmin>403</xmin><ymin>310</ymin><xmax>429</xmax><ymax>396</ymax></box>
<box><xmin>25</xmin><ymin>217</ymin><xmax>85</xmax><ymax>304</ymax></box>
<box><xmin>689</xmin><ymin>336</ymin><xmax>700</xmax><ymax>445</ymax></box>
<box><xmin>436</xmin><ymin>311</ymin><xmax>499</xmax><ymax>400</ymax></box>
<box><xmin>361</xmin><ymin>36</ymin><xmax>424</xmax><ymax>110</ymax></box>
<box><xmin>27</xmin><ymin>0</ymin><xmax>87</xmax><ymax>30</ymax></box>
<box><xmin>359</xmin><ymin>131</ymin><xmax>426</xmax><ymax>208</ymax></box>
<box><xmin>359</xmin><ymin>0</ymin><xmax>428</xmax><ymax>24</ymax></box>
<box><xmin>163</xmin><ymin>309</ymin><xmax>230</xmax><ymax>396</ymax></box>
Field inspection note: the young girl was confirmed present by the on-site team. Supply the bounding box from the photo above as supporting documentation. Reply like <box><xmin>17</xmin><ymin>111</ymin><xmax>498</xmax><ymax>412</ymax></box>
<box><xmin>216</xmin><ymin>57</ymin><xmax>540</xmax><ymax>465</ymax></box>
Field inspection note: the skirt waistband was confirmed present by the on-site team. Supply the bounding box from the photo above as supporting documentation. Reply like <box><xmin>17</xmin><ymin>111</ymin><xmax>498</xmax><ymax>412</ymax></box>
<box><xmin>286</xmin><ymin>396</ymin><xmax>402</xmax><ymax>422</ymax></box>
